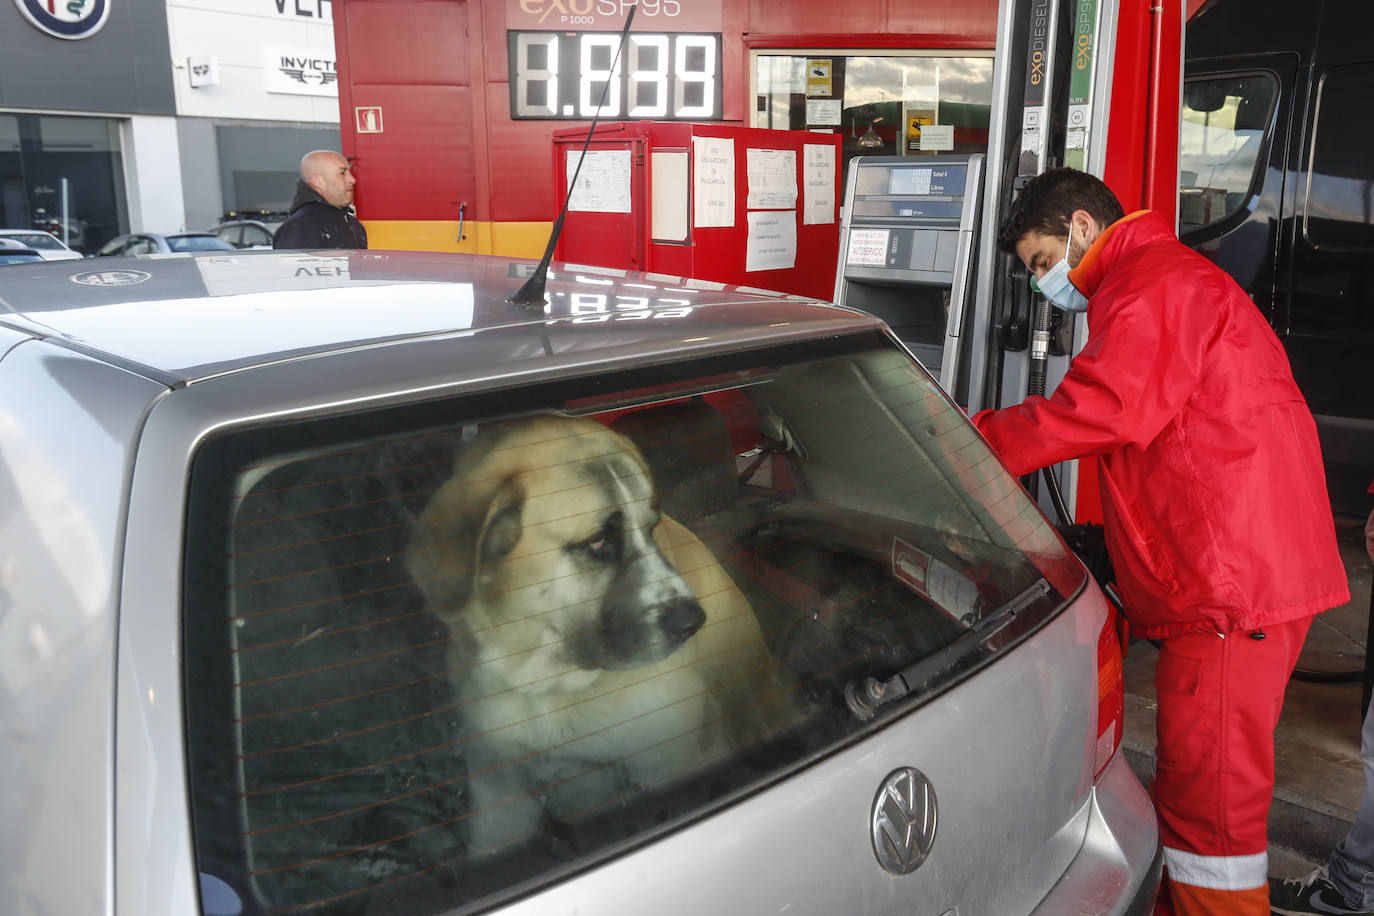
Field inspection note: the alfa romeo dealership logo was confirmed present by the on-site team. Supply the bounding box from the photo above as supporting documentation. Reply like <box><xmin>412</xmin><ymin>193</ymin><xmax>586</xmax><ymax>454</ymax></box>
<box><xmin>15</xmin><ymin>0</ymin><xmax>110</xmax><ymax>40</ymax></box>
<box><xmin>72</xmin><ymin>269</ymin><xmax>150</xmax><ymax>287</ymax></box>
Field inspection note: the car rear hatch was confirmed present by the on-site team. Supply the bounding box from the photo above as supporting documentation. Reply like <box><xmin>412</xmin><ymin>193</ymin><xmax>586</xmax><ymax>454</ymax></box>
<box><xmin>178</xmin><ymin>324</ymin><xmax>1134</xmax><ymax>915</ymax></box>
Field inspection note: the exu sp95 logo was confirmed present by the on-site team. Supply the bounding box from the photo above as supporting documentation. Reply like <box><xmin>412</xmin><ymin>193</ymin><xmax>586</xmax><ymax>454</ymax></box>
<box><xmin>517</xmin><ymin>0</ymin><xmax>682</xmax><ymax>25</ymax></box>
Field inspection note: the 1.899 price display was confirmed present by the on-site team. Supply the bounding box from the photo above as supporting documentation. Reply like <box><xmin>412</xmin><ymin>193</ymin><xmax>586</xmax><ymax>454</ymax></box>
<box><xmin>508</xmin><ymin>31</ymin><xmax>721</xmax><ymax>120</ymax></box>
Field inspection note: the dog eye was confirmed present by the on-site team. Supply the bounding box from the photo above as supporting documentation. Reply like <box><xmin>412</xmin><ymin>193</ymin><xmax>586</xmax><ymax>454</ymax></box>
<box><xmin>578</xmin><ymin>536</ymin><xmax>617</xmax><ymax>560</ymax></box>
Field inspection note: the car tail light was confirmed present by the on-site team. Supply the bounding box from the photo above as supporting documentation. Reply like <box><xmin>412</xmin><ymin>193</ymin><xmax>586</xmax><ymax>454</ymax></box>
<box><xmin>1094</xmin><ymin>611</ymin><xmax>1125</xmax><ymax>780</ymax></box>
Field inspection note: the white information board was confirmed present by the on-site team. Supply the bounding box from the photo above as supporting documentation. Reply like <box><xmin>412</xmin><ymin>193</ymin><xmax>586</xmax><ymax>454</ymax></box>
<box><xmin>651</xmin><ymin>150</ymin><xmax>689</xmax><ymax>241</ymax></box>
<box><xmin>692</xmin><ymin>137</ymin><xmax>735</xmax><ymax>228</ymax></box>
<box><xmin>802</xmin><ymin>143</ymin><xmax>835</xmax><ymax>225</ymax></box>
<box><xmin>919</xmin><ymin>124</ymin><xmax>955</xmax><ymax>151</ymax></box>
<box><xmin>846</xmin><ymin>228</ymin><xmax>890</xmax><ymax>266</ymax></box>
<box><xmin>566</xmin><ymin>150</ymin><xmax>632</xmax><ymax>213</ymax></box>
<box><xmin>805</xmin><ymin>99</ymin><xmax>842</xmax><ymax>125</ymax></box>
<box><xmin>746</xmin><ymin>148</ymin><xmax>797</xmax><ymax>210</ymax></box>
<box><xmin>746</xmin><ymin>211</ymin><xmax>797</xmax><ymax>272</ymax></box>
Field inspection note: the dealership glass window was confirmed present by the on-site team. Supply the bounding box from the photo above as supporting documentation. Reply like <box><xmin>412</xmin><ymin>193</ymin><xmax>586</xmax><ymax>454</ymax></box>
<box><xmin>215</xmin><ymin>124</ymin><xmax>340</xmax><ymax>216</ymax></box>
<box><xmin>751</xmin><ymin>53</ymin><xmax>994</xmax><ymax>186</ymax></box>
<box><xmin>0</xmin><ymin>113</ymin><xmax>127</xmax><ymax>254</ymax></box>
<box><xmin>1304</xmin><ymin>62</ymin><xmax>1374</xmax><ymax>251</ymax></box>
<box><xmin>1178</xmin><ymin>73</ymin><xmax>1277</xmax><ymax>233</ymax></box>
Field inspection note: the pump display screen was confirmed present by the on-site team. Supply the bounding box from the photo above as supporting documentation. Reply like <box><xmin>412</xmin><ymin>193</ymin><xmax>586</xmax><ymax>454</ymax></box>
<box><xmin>509</xmin><ymin>31</ymin><xmax>722</xmax><ymax>120</ymax></box>
<box><xmin>887</xmin><ymin>165</ymin><xmax>969</xmax><ymax>197</ymax></box>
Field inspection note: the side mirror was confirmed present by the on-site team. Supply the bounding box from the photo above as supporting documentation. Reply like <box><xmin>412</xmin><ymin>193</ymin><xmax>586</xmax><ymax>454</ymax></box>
<box><xmin>1184</xmin><ymin>80</ymin><xmax>1228</xmax><ymax>113</ymax></box>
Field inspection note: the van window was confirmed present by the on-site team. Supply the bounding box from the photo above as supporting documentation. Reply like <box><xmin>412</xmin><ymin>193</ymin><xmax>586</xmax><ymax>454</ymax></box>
<box><xmin>1179</xmin><ymin>73</ymin><xmax>1277</xmax><ymax>232</ymax></box>
<box><xmin>182</xmin><ymin>332</ymin><xmax>1082</xmax><ymax>915</ymax></box>
<box><xmin>1304</xmin><ymin>62</ymin><xmax>1374</xmax><ymax>250</ymax></box>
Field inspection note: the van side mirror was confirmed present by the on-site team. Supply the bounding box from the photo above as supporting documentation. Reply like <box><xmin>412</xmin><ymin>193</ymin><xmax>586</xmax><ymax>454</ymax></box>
<box><xmin>1184</xmin><ymin>81</ymin><xmax>1228</xmax><ymax>112</ymax></box>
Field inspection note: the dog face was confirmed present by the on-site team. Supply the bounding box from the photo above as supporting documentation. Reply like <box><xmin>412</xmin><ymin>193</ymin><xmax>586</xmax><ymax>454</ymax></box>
<box><xmin>408</xmin><ymin>416</ymin><xmax>708</xmax><ymax>680</ymax></box>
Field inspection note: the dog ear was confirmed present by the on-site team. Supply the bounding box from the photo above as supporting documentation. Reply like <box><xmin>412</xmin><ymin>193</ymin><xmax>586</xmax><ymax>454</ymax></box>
<box><xmin>407</xmin><ymin>467</ymin><xmax>525</xmax><ymax>625</ymax></box>
<box><xmin>474</xmin><ymin>478</ymin><xmax>523</xmax><ymax>581</ymax></box>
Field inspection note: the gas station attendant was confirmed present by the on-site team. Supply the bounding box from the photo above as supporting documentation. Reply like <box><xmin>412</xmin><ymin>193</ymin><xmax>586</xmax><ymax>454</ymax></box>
<box><xmin>971</xmin><ymin>168</ymin><xmax>1350</xmax><ymax>916</ymax></box>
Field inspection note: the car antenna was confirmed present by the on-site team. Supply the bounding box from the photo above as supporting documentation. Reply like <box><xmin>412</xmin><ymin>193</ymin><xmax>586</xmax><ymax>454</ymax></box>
<box><xmin>508</xmin><ymin>3</ymin><xmax>637</xmax><ymax>309</ymax></box>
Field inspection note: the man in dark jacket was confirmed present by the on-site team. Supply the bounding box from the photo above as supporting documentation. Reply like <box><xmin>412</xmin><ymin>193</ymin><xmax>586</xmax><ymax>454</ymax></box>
<box><xmin>973</xmin><ymin>168</ymin><xmax>1348</xmax><ymax>916</ymax></box>
<box><xmin>272</xmin><ymin>150</ymin><xmax>368</xmax><ymax>250</ymax></box>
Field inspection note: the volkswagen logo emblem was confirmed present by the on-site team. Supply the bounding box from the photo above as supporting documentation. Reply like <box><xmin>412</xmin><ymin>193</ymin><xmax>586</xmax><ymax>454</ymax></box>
<box><xmin>871</xmin><ymin>767</ymin><xmax>938</xmax><ymax>875</ymax></box>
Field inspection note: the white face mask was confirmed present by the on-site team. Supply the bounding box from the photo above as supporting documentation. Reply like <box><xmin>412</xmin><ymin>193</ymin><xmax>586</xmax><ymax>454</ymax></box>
<box><xmin>1029</xmin><ymin>233</ymin><xmax>1090</xmax><ymax>312</ymax></box>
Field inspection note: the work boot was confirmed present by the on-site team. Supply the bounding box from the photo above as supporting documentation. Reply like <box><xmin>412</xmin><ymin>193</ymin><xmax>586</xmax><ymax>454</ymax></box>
<box><xmin>1270</xmin><ymin>866</ymin><xmax>1374</xmax><ymax>915</ymax></box>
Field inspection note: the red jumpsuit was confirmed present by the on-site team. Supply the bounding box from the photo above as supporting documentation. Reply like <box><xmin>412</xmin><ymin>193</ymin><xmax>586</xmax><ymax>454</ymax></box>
<box><xmin>972</xmin><ymin>210</ymin><xmax>1349</xmax><ymax>915</ymax></box>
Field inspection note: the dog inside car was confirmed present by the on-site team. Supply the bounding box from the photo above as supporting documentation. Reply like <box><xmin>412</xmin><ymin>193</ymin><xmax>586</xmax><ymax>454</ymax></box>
<box><xmin>406</xmin><ymin>413</ymin><xmax>798</xmax><ymax>856</ymax></box>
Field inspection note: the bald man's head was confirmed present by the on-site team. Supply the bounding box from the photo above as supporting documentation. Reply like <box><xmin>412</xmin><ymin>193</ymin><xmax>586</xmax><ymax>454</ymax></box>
<box><xmin>300</xmin><ymin>150</ymin><xmax>356</xmax><ymax>209</ymax></box>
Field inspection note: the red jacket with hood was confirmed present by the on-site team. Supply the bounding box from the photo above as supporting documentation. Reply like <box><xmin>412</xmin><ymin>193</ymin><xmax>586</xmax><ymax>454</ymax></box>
<box><xmin>972</xmin><ymin>210</ymin><xmax>1348</xmax><ymax>639</ymax></box>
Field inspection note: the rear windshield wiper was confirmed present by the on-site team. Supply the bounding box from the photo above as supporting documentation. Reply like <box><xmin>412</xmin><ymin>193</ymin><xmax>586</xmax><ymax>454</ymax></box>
<box><xmin>843</xmin><ymin>578</ymin><xmax>1050</xmax><ymax>721</ymax></box>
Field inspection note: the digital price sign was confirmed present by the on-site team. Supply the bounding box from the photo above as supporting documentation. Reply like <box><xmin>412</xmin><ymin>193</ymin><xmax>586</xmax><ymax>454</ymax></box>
<box><xmin>508</xmin><ymin>31</ymin><xmax>722</xmax><ymax>120</ymax></box>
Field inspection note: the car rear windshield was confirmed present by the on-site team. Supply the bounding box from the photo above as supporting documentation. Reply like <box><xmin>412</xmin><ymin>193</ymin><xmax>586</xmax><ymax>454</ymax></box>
<box><xmin>4</xmin><ymin>232</ymin><xmax>62</xmax><ymax>250</ymax></box>
<box><xmin>169</xmin><ymin>234</ymin><xmax>233</xmax><ymax>251</ymax></box>
<box><xmin>183</xmin><ymin>331</ymin><xmax>1084</xmax><ymax>916</ymax></box>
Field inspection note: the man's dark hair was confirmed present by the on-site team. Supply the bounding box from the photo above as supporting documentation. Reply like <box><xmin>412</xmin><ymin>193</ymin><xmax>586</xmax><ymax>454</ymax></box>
<box><xmin>996</xmin><ymin>168</ymin><xmax>1126</xmax><ymax>254</ymax></box>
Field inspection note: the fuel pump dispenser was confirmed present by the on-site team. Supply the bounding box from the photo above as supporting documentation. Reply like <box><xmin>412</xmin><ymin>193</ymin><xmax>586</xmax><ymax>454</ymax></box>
<box><xmin>932</xmin><ymin>0</ymin><xmax>1184</xmax><ymax>615</ymax></box>
<box><xmin>954</xmin><ymin>0</ymin><xmax>1182</xmax><ymax>529</ymax></box>
<box><xmin>833</xmin><ymin>154</ymin><xmax>984</xmax><ymax>400</ymax></box>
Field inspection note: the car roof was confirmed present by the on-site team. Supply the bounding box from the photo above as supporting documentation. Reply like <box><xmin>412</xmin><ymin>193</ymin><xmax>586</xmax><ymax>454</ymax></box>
<box><xmin>0</xmin><ymin>249</ymin><xmax>879</xmax><ymax>386</ymax></box>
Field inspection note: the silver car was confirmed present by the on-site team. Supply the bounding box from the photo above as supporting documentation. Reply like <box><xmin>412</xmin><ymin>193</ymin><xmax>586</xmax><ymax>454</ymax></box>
<box><xmin>0</xmin><ymin>229</ymin><xmax>83</xmax><ymax>260</ymax></box>
<box><xmin>0</xmin><ymin>250</ymin><xmax>1160</xmax><ymax>916</ymax></box>
<box><xmin>95</xmin><ymin>231</ymin><xmax>236</xmax><ymax>256</ymax></box>
<box><xmin>207</xmin><ymin>218</ymin><xmax>282</xmax><ymax>250</ymax></box>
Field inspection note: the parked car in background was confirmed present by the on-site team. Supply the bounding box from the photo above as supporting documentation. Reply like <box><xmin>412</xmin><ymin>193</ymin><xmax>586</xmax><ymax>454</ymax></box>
<box><xmin>0</xmin><ymin>237</ymin><xmax>44</xmax><ymax>265</ymax></box>
<box><xmin>0</xmin><ymin>249</ymin><xmax>1160</xmax><ymax>916</ymax></box>
<box><xmin>95</xmin><ymin>232</ymin><xmax>235</xmax><ymax>256</ymax></box>
<box><xmin>207</xmin><ymin>219</ymin><xmax>275</xmax><ymax>249</ymax></box>
<box><xmin>0</xmin><ymin>228</ymin><xmax>83</xmax><ymax>260</ymax></box>
<box><xmin>208</xmin><ymin>210</ymin><xmax>289</xmax><ymax>249</ymax></box>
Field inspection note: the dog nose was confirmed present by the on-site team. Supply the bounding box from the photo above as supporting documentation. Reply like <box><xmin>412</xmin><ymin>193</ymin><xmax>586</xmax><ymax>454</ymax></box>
<box><xmin>659</xmin><ymin>599</ymin><xmax>706</xmax><ymax>639</ymax></box>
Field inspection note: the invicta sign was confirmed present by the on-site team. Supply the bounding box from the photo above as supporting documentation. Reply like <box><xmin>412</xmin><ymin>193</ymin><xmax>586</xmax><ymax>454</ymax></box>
<box><xmin>15</xmin><ymin>0</ymin><xmax>111</xmax><ymax>40</ymax></box>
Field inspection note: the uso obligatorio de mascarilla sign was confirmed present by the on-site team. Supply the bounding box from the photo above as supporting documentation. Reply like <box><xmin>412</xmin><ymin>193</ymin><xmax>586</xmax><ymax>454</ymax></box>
<box><xmin>14</xmin><ymin>0</ymin><xmax>110</xmax><ymax>40</ymax></box>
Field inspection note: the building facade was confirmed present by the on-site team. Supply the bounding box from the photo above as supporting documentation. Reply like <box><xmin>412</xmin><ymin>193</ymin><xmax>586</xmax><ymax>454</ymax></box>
<box><xmin>0</xmin><ymin>0</ymin><xmax>340</xmax><ymax>253</ymax></box>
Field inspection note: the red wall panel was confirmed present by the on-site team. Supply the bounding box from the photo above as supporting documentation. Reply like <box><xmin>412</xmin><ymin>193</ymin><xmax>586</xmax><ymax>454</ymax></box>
<box><xmin>551</xmin><ymin>122</ymin><xmax>843</xmax><ymax>300</ymax></box>
<box><xmin>747</xmin><ymin>0</ymin><xmax>885</xmax><ymax>36</ymax></box>
<box><xmin>481</xmin><ymin>0</ymin><xmax>510</xmax><ymax>84</ymax></box>
<box><xmin>747</xmin><ymin>0</ymin><xmax>997</xmax><ymax>47</ymax></box>
<box><xmin>349</xmin><ymin>84</ymin><xmax>476</xmax><ymax>221</ymax></box>
<box><xmin>485</xmin><ymin>83</ymin><xmax>591</xmax><ymax>223</ymax></box>
<box><xmin>887</xmin><ymin>0</ymin><xmax>998</xmax><ymax>44</ymax></box>
<box><xmin>340</xmin><ymin>0</ymin><xmax>470</xmax><ymax>86</ymax></box>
